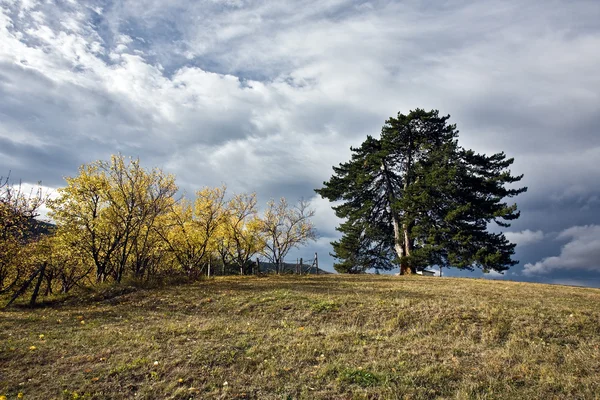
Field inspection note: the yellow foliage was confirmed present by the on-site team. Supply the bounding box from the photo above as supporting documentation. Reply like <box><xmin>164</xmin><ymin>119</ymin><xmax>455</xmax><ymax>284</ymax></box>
<box><xmin>48</xmin><ymin>154</ymin><xmax>178</xmax><ymax>283</ymax></box>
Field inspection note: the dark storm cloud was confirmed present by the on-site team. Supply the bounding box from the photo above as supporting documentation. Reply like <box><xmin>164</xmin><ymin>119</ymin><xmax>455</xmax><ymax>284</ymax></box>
<box><xmin>0</xmin><ymin>137</ymin><xmax>79</xmax><ymax>186</ymax></box>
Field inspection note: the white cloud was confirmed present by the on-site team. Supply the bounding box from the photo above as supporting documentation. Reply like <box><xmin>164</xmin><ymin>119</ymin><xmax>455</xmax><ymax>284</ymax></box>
<box><xmin>523</xmin><ymin>225</ymin><xmax>600</xmax><ymax>275</ymax></box>
<box><xmin>4</xmin><ymin>181</ymin><xmax>58</xmax><ymax>221</ymax></box>
<box><xmin>504</xmin><ymin>229</ymin><xmax>545</xmax><ymax>247</ymax></box>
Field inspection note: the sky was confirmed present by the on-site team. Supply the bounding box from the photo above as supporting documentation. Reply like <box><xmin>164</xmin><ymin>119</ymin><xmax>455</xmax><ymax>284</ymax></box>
<box><xmin>1</xmin><ymin>0</ymin><xmax>600</xmax><ymax>287</ymax></box>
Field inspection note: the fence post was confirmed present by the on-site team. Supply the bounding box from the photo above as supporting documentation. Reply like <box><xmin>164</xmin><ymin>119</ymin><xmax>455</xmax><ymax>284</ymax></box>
<box><xmin>315</xmin><ymin>252</ymin><xmax>319</xmax><ymax>275</ymax></box>
<box><xmin>300</xmin><ymin>258</ymin><xmax>303</xmax><ymax>275</ymax></box>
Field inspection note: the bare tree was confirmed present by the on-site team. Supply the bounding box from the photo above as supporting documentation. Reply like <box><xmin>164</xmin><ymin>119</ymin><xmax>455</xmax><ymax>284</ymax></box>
<box><xmin>260</xmin><ymin>198</ymin><xmax>317</xmax><ymax>273</ymax></box>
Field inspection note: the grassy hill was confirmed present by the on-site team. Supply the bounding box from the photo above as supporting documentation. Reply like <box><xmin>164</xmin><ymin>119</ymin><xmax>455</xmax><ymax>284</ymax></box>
<box><xmin>1</xmin><ymin>275</ymin><xmax>599</xmax><ymax>399</ymax></box>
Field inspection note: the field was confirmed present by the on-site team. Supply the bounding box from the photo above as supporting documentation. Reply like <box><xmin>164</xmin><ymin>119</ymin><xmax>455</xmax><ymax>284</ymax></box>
<box><xmin>1</xmin><ymin>275</ymin><xmax>600</xmax><ymax>399</ymax></box>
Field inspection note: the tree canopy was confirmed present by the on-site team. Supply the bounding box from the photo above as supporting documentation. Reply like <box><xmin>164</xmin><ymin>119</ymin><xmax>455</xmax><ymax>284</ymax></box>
<box><xmin>316</xmin><ymin>109</ymin><xmax>527</xmax><ymax>274</ymax></box>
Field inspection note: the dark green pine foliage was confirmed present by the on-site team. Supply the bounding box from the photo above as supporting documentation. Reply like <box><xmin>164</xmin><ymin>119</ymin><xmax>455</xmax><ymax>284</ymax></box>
<box><xmin>316</xmin><ymin>109</ymin><xmax>527</xmax><ymax>274</ymax></box>
<box><xmin>315</xmin><ymin>136</ymin><xmax>399</xmax><ymax>273</ymax></box>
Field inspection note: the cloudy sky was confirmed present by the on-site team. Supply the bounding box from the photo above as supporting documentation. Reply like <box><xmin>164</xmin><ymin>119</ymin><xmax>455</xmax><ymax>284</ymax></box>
<box><xmin>1</xmin><ymin>0</ymin><xmax>599</xmax><ymax>286</ymax></box>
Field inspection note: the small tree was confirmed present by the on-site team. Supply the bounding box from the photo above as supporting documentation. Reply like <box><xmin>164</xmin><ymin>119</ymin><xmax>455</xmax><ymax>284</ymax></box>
<box><xmin>260</xmin><ymin>198</ymin><xmax>317</xmax><ymax>273</ymax></box>
<box><xmin>213</xmin><ymin>192</ymin><xmax>265</xmax><ymax>275</ymax></box>
<box><xmin>225</xmin><ymin>193</ymin><xmax>265</xmax><ymax>274</ymax></box>
<box><xmin>0</xmin><ymin>174</ymin><xmax>46</xmax><ymax>294</ymax></box>
<box><xmin>158</xmin><ymin>186</ymin><xmax>228</xmax><ymax>277</ymax></box>
<box><xmin>49</xmin><ymin>163</ymin><xmax>116</xmax><ymax>282</ymax></box>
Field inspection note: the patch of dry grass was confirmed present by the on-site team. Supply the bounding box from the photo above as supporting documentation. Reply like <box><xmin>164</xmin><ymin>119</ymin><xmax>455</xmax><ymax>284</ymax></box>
<box><xmin>1</xmin><ymin>275</ymin><xmax>600</xmax><ymax>399</ymax></box>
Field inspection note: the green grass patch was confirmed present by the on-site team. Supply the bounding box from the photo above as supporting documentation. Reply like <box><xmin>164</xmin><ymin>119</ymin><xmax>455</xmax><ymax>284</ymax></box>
<box><xmin>310</xmin><ymin>299</ymin><xmax>340</xmax><ymax>312</ymax></box>
<box><xmin>338</xmin><ymin>368</ymin><xmax>381</xmax><ymax>387</ymax></box>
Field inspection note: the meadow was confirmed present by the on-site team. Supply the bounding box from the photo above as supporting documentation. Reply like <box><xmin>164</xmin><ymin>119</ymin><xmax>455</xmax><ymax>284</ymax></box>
<box><xmin>1</xmin><ymin>275</ymin><xmax>599</xmax><ymax>399</ymax></box>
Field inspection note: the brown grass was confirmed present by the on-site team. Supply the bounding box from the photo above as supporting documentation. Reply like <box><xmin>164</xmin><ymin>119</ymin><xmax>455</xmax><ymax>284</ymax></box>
<box><xmin>1</xmin><ymin>275</ymin><xmax>600</xmax><ymax>399</ymax></box>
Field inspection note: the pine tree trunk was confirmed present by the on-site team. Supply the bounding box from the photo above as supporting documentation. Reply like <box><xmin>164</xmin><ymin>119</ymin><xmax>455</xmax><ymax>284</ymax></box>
<box><xmin>400</xmin><ymin>128</ymin><xmax>415</xmax><ymax>275</ymax></box>
<box><xmin>382</xmin><ymin>161</ymin><xmax>408</xmax><ymax>273</ymax></box>
<box><xmin>392</xmin><ymin>215</ymin><xmax>405</xmax><ymax>268</ymax></box>
<box><xmin>401</xmin><ymin>226</ymin><xmax>414</xmax><ymax>275</ymax></box>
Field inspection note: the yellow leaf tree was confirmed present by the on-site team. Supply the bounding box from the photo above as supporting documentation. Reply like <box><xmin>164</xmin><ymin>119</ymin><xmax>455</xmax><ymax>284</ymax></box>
<box><xmin>0</xmin><ymin>174</ymin><xmax>46</xmax><ymax>294</ymax></box>
<box><xmin>159</xmin><ymin>185</ymin><xmax>228</xmax><ymax>276</ymax></box>
<box><xmin>223</xmin><ymin>192</ymin><xmax>266</xmax><ymax>275</ymax></box>
<box><xmin>49</xmin><ymin>155</ymin><xmax>177</xmax><ymax>283</ymax></box>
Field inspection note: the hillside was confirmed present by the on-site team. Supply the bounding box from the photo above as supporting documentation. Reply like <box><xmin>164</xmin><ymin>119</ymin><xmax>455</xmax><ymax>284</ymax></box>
<box><xmin>1</xmin><ymin>275</ymin><xmax>599</xmax><ymax>399</ymax></box>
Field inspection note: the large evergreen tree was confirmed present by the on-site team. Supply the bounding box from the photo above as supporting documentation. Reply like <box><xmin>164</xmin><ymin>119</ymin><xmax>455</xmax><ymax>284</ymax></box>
<box><xmin>316</xmin><ymin>109</ymin><xmax>526</xmax><ymax>274</ymax></box>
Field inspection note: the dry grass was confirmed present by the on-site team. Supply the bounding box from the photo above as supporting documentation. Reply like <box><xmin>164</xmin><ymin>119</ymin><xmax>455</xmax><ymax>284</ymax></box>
<box><xmin>1</xmin><ymin>275</ymin><xmax>600</xmax><ymax>399</ymax></box>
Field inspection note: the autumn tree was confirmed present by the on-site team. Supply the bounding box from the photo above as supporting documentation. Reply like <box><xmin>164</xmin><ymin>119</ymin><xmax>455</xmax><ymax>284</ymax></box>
<box><xmin>222</xmin><ymin>192</ymin><xmax>265</xmax><ymax>275</ymax></box>
<box><xmin>49</xmin><ymin>162</ymin><xmax>116</xmax><ymax>282</ymax></box>
<box><xmin>215</xmin><ymin>233</ymin><xmax>235</xmax><ymax>275</ymax></box>
<box><xmin>102</xmin><ymin>156</ymin><xmax>177</xmax><ymax>281</ymax></box>
<box><xmin>49</xmin><ymin>155</ymin><xmax>177</xmax><ymax>283</ymax></box>
<box><xmin>260</xmin><ymin>198</ymin><xmax>317</xmax><ymax>273</ymax></box>
<box><xmin>45</xmin><ymin>229</ymin><xmax>94</xmax><ymax>294</ymax></box>
<box><xmin>158</xmin><ymin>186</ymin><xmax>228</xmax><ymax>276</ymax></box>
<box><xmin>317</xmin><ymin>109</ymin><xmax>526</xmax><ymax>274</ymax></box>
<box><xmin>0</xmin><ymin>174</ymin><xmax>47</xmax><ymax>294</ymax></box>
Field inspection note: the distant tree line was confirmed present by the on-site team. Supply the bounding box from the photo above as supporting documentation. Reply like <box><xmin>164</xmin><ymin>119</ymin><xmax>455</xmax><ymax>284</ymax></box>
<box><xmin>1</xmin><ymin>155</ymin><xmax>316</xmax><ymax>305</ymax></box>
